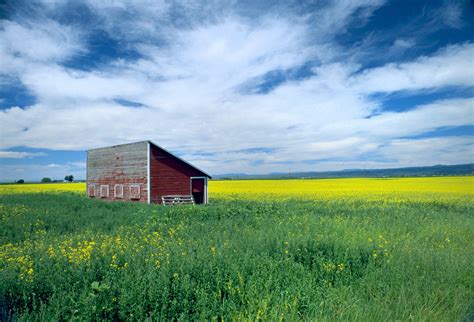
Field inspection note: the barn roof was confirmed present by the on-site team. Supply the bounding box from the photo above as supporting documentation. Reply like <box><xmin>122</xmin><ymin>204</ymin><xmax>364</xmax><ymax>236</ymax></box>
<box><xmin>87</xmin><ymin>140</ymin><xmax>212</xmax><ymax>178</ymax></box>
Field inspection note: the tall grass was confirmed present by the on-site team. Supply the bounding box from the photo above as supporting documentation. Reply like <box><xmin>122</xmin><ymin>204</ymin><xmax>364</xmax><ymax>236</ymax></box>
<box><xmin>1</xmin><ymin>187</ymin><xmax>473</xmax><ymax>320</ymax></box>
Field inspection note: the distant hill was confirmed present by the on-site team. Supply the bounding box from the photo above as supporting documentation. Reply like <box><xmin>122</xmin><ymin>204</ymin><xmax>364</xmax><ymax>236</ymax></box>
<box><xmin>214</xmin><ymin>163</ymin><xmax>474</xmax><ymax>180</ymax></box>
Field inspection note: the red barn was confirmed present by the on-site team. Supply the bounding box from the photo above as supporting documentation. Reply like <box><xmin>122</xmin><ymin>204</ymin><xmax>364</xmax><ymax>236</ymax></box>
<box><xmin>86</xmin><ymin>141</ymin><xmax>211</xmax><ymax>204</ymax></box>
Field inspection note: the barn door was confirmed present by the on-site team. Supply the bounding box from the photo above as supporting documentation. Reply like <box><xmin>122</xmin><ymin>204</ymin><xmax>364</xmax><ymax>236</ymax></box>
<box><xmin>191</xmin><ymin>178</ymin><xmax>205</xmax><ymax>204</ymax></box>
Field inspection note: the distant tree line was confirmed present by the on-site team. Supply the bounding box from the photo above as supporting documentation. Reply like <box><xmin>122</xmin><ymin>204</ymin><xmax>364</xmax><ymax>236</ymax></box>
<box><xmin>15</xmin><ymin>175</ymin><xmax>75</xmax><ymax>184</ymax></box>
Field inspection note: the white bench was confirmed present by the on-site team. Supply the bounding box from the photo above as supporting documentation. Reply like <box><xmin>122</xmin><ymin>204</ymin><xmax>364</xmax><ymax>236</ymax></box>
<box><xmin>161</xmin><ymin>195</ymin><xmax>195</xmax><ymax>206</ymax></box>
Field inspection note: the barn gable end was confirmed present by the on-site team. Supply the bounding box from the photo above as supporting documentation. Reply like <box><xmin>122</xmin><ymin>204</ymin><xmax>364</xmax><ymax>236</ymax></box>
<box><xmin>148</xmin><ymin>142</ymin><xmax>209</xmax><ymax>204</ymax></box>
<box><xmin>87</xmin><ymin>141</ymin><xmax>149</xmax><ymax>202</ymax></box>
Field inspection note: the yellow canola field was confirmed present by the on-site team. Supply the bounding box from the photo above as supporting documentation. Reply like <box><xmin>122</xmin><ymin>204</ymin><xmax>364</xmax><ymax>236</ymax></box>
<box><xmin>210</xmin><ymin>176</ymin><xmax>474</xmax><ymax>202</ymax></box>
<box><xmin>0</xmin><ymin>177</ymin><xmax>472</xmax><ymax>201</ymax></box>
<box><xmin>0</xmin><ymin>182</ymin><xmax>85</xmax><ymax>194</ymax></box>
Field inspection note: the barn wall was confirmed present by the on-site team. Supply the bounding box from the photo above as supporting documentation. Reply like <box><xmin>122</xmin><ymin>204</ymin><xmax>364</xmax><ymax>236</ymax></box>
<box><xmin>87</xmin><ymin>141</ymin><xmax>148</xmax><ymax>202</ymax></box>
<box><xmin>149</xmin><ymin>144</ymin><xmax>204</xmax><ymax>203</ymax></box>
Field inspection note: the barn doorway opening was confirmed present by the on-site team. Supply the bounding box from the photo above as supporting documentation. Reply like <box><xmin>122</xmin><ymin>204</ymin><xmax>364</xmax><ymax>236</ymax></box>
<box><xmin>191</xmin><ymin>178</ymin><xmax>205</xmax><ymax>204</ymax></box>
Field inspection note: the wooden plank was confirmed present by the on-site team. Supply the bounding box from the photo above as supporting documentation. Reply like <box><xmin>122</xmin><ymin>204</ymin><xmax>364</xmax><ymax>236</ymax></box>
<box><xmin>161</xmin><ymin>195</ymin><xmax>194</xmax><ymax>206</ymax></box>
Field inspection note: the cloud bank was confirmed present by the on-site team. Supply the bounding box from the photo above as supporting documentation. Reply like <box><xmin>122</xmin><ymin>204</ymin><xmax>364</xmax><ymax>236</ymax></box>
<box><xmin>0</xmin><ymin>0</ymin><xmax>473</xmax><ymax>179</ymax></box>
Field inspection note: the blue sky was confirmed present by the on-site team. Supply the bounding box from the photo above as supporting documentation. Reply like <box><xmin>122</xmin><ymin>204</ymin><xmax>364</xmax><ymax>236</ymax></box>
<box><xmin>0</xmin><ymin>0</ymin><xmax>473</xmax><ymax>181</ymax></box>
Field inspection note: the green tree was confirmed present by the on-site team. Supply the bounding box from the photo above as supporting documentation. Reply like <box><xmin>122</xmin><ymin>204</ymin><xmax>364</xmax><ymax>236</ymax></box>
<box><xmin>64</xmin><ymin>175</ymin><xmax>74</xmax><ymax>182</ymax></box>
<box><xmin>41</xmin><ymin>177</ymin><xmax>52</xmax><ymax>183</ymax></box>
<box><xmin>16</xmin><ymin>179</ymin><xmax>25</xmax><ymax>184</ymax></box>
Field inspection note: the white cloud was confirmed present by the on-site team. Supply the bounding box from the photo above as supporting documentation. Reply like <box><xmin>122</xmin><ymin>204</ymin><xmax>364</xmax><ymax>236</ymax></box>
<box><xmin>67</xmin><ymin>161</ymin><xmax>86</xmax><ymax>168</ymax></box>
<box><xmin>0</xmin><ymin>19</ymin><xmax>85</xmax><ymax>76</ymax></box>
<box><xmin>321</xmin><ymin>98</ymin><xmax>474</xmax><ymax>140</ymax></box>
<box><xmin>0</xmin><ymin>151</ymin><xmax>46</xmax><ymax>158</ymax></box>
<box><xmin>351</xmin><ymin>43</ymin><xmax>474</xmax><ymax>93</ymax></box>
<box><xmin>20</xmin><ymin>65</ymin><xmax>149</xmax><ymax>102</ymax></box>
<box><xmin>0</xmin><ymin>163</ymin><xmax>85</xmax><ymax>182</ymax></box>
<box><xmin>378</xmin><ymin>136</ymin><xmax>474</xmax><ymax>166</ymax></box>
<box><xmin>392</xmin><ymin>38</ymin><xmax>415</xmax><ymax>49</ymax></box>
<box><xmin>436</xmin><ymin>2</ymin><xmax>464</xmax><ymax>29</ymax></box>
<box><xmin>2</xmin><ymin>20</ymin><xmax>84</xmax><ymax>62</ymax></box>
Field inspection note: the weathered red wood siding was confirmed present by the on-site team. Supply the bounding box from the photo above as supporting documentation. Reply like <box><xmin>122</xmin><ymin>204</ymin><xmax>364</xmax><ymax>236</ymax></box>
<box><xmin>87</xmin><ymin>141</ymin><xmax>148</xmax><ymax>202</ymax></box>
<box><xmin>149</xmin><ymin>144</ymin><xmax>203</xmax><ymax>203</ymax></box>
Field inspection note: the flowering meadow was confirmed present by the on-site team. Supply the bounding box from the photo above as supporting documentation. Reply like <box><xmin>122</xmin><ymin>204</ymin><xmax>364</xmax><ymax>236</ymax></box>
<box><xmin>1</xmin><ymin>177</ymin><xmax>473</xmax><ymax>320</ymax></box>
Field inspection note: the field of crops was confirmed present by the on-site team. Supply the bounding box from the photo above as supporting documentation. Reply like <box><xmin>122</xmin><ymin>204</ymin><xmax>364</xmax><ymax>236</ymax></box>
<box><xmin>1</xmin><ymin>177</ymin><xmax>473</xmax><ymax>320</ymax></box>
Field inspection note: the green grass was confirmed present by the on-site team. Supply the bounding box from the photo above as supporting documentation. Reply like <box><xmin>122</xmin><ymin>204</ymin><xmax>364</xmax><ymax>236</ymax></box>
<box><xmin>1</xmin><ymin>192</ymin><xmax>473</xmax><ymax>321</ymax></box>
